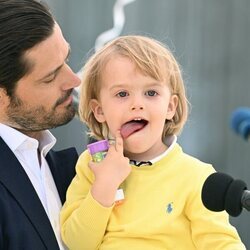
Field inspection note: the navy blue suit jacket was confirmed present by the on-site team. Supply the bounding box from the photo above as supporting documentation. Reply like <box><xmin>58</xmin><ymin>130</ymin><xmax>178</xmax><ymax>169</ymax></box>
<box><xmin>0</xmin><ymin>137</ymin><xmax>78</xmax><ymax>250</ymax></box>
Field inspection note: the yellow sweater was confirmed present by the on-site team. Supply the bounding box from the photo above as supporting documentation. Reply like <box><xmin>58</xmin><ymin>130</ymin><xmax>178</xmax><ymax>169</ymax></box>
<box><xmin>60</xmin><ymin>143</ymin><xmax>245</xmax><ymax>250</ymax></box>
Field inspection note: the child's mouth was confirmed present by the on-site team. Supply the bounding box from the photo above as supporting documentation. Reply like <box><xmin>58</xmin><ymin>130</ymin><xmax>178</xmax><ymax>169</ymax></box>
<box><xmin>120</xmin><ymin>119</ymin><xmax>148</xmax><ymax>139</ymax></box>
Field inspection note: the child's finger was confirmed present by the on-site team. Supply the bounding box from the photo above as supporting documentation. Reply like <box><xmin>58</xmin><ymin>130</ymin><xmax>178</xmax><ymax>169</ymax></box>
<box><xmin>115</xmin><ymin>130</ymin><xmax>124</xmax><ymax>153</ymax></box>
<box><xmin>88</xmin><ymin>161</ymin><xmax>95</xmax><ymax>171</ymax></box>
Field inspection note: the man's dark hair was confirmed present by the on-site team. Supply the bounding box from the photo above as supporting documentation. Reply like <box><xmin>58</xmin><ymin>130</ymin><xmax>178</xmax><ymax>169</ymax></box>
<box><xmin>0</xmin><ymin>0</ymin><xmax>55</xmax><ymax>96</ymax></box>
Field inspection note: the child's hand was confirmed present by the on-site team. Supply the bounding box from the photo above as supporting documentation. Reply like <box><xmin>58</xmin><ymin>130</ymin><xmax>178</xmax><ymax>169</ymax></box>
<box><xmin>89</xmin><ymin>131</ymin><xmax>131</xmax><ymax>207</ymax></box>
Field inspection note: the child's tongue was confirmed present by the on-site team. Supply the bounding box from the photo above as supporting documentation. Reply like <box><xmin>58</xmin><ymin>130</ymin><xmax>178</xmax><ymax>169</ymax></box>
<box><xmin>120</xmin><ymin>121</ymin><xmax>145</xmax><ymax>139</ymax></box>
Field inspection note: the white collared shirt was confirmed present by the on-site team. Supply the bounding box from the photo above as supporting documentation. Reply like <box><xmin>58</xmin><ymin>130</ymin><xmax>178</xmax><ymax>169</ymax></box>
<box><xmin>0</xmin><ymin>123</ymin><xmax>66</xmax><ymax>250</ymax></box>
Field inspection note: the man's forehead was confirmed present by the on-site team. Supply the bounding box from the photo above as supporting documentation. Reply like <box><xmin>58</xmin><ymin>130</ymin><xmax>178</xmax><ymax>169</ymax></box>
<box><xmin>22</xmin><ymin>24</ymin><xmax>69</xmax><ymax>80</ymax></box>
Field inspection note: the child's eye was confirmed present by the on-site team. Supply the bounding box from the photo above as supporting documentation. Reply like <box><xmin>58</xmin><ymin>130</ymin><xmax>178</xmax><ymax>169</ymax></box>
<box><xmin>146</xmin><ymin>90</ymin><xmax>158</xmax><ymax>96</ymax></box>
<box><xmin>116</xmin><ymin>91</ymin><xmax>128</xmax><ymax>97</ymax></box>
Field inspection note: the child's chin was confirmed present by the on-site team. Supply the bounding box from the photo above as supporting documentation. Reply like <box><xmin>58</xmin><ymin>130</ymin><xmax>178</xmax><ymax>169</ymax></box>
<box><xmin>124</xmin><ymin>139</ymin><xmax>149</xmax><ymax>153</ymax></box>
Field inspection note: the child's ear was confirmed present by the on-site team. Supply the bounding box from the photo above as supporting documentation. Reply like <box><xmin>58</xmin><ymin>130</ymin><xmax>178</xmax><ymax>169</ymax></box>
<box><xmin>166</xmin><ymin>94</ymin><xmax>178</xmax><ymax>120</ymax></box>
<box><xmin>89</xmin><ymin>99</ymin><xmax>106</xmax><ymax>123</ymax></box>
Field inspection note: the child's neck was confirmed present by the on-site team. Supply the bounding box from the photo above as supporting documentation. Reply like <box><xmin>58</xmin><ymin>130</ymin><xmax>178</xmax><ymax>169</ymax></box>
<box><xmin>124</xmin><ymin>142</ymin><xmax>168</xmax><ymax>162</ymax></box>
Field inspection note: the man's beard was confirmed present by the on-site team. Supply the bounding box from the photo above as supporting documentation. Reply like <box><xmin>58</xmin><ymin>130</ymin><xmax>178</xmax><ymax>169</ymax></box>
<box><xmin>6</xmin><ymin>90</ymin><xmax>76</xmax><ymax>131</ymax></box>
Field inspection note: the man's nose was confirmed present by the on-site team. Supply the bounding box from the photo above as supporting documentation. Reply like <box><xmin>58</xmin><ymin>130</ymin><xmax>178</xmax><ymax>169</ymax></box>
<box><xmin>62</xmin><ymin>65</ymin><xmax>81</xmax><ymax>90</ymax></box>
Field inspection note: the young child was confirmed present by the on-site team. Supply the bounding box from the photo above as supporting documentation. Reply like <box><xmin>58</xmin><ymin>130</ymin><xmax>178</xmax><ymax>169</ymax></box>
<box><xmin>60</xmin><ymin>35</ymin><xmax>246</xmax><ymax>249</ymax></box>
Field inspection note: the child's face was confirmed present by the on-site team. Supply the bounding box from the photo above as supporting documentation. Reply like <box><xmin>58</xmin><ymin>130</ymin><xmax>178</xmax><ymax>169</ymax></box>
<box><xmin>90</xmin><ymin>56</ymin><xmax>178</xmax><ymax>160</ymax></box>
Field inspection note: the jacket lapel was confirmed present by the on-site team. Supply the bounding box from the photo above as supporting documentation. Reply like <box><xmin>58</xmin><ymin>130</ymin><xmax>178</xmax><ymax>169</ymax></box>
<box><xmin>46</xmin><ymin>147</ymin><xmax>78</xmax><ymax>204</ymax></box>
<box><xmin>46</xmin><ymin>151</ymin><xmax>64</xmax><ymax>202</ymax></box>
<box><xmin>0</xmin><ymin>137</ymin><xmax>59</xmax><ymax>250</ymax></box>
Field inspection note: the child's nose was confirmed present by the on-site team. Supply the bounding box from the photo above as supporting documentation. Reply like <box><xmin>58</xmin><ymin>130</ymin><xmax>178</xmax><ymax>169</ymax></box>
<box><xmin>131</xmin><ymin>106</ymin><xmax>143</xmax><ymax>110</ymax></box>
<box><xmin>130</xmin><ymin>96</ymin><xmax>144</xmax><ymax>110</ymax></box>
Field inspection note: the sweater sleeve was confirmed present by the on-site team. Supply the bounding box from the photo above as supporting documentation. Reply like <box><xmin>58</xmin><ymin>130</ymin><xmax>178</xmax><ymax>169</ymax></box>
<box><xmin>60</xmin><ymin>151</ymin><xmax>113</xmax><ymax>250</ymax></box>
<box><xmin>185</xmin><ymin>164</ymin><xmax>246</xmax><ymax>250</ymax></box>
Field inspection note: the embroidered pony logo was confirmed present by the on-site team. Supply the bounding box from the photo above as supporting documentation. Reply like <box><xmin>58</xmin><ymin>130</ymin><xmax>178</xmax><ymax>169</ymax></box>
<box><xmin>166</xmin><ymin>202</ymin><xmax>173</xmax><ymax>214</ymax></box>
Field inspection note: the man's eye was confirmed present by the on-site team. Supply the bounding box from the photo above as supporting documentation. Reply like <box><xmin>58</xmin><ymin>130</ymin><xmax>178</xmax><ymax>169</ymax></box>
<box><xmin>43</xmin><ymin>75</ymin><xmax>56</xmax><ymax>83</ymax></box>
<box><xmin>117</xmin><ymin>91</ymin><xmax>128</xmax><ymax>97</ymax></box>
<box><xmin>146</xmin><ymin>90</ymin><xmax>158</xmax><ymax>96</ymax></box>
<box><xmin>44</xmin><ymin>78</ymin><xmax>54</xmax><ymax>83</ymax></box>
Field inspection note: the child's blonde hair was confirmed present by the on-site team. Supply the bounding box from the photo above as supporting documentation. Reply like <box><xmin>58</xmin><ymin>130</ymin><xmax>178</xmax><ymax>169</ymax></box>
<box><xmin>79</xmin><ymin>35</ymin><xmax>189</xmax><ymax>140</ymax></box>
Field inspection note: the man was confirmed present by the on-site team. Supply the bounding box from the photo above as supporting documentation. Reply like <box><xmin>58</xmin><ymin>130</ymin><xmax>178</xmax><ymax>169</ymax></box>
<box><xmin>0</xmin><ymin>0</ymin><xmax>81</xmax><ymax>249</ymax></box>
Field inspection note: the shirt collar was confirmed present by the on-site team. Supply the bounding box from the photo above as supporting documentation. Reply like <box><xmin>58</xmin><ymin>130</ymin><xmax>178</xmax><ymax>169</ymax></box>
<box><xmin>0</xmin><ymin>123</ymin><xmax>56</xmax><ymax>156</ymax></box>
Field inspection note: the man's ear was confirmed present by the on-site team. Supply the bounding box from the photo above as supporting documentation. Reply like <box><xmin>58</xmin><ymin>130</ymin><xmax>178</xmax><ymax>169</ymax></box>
<box><xmin>0</xmin><ymin>88</ymin><xmax>8</xmax><ymax>105</ymax></box>
<box><xmin>166</xmin><ymin>94</ymin><xmax>178</xmax><ymax>120</ymax></box>
<box><xmin>89</xmin><ymin>99</ymin><xmax>106</xmax><ymax>123</ymax></box>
